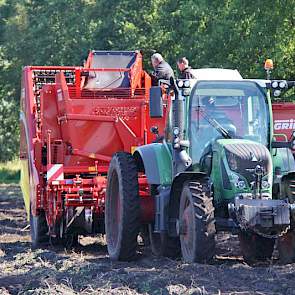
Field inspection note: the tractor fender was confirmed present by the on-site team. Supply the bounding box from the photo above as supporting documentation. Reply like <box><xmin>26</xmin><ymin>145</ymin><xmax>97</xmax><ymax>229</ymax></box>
<box><xmin>167</xmin><ymin>171</ymin><xmax>207</xmax><ymax>235</ymax></box>
<box><xmin>133</xmin><ymin>143</ymin><xmax>172</xmax><ymax>185</ymax></box>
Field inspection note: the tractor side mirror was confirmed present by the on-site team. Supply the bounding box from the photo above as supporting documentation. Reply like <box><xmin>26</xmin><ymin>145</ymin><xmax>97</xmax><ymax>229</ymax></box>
<box><xmin>149</xmin><ymin>86</ymin><xmax>163</xmax><ymax>118</ymax></box>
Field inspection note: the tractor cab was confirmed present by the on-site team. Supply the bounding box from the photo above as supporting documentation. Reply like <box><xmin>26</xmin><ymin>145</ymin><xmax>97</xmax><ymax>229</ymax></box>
<box><xmin>189</xmin><ymin>80</ymin><xmax>270</xmax><ymax>166</ymax></box>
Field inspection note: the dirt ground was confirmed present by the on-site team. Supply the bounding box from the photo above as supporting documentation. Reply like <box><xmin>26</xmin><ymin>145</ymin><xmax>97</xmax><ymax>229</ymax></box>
<box><xmin>1</xmin><ymin>185</ymin><xmax>295</xmax><ymax>295</ymax></box>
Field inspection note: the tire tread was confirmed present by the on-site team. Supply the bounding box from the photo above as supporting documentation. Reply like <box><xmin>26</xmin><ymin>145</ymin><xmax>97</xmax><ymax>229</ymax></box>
<box><xmin>106</xmin><ymin>152</ymin><xmax>140</xmax><ymax>261</ymax></box>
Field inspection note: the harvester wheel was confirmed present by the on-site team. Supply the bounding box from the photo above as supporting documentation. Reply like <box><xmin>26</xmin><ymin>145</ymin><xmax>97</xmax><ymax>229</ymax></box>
<box><xmin>277</xmin><ymin>231</ymin><xmax>295</xmax><ymax>264</ymax></box>
<box><xmin>60</xmin><ymin>233</ymin><xmax>79</xmax><ymax>249</ymax></box>
<box><xmin>105</xmin><ymin>152</ymin><xmax>140</xmax><ymax>261</ymax></box>
<box><xmin>51</xmin><ymin>236</ymin><xmax>78</xmax><ymax>248</ymax></box>
<box><xmin>148</xmin><ymin>224</ymin><xmax>181</xmax><ymax>258</ymax></box>
<box><xmin>30</xmin><ymin>207</ymin><xmax>49</xmax><ymax>249</ymax></box>
<box><xmin>50</xmin><ymin>219</ymin><xmax>79</xmax><ymax>249</ymax></box>
<box><xmin>179</xmin><ymin>180</ymin><xmax>216</xmax><ymax>263</ymax></box>
<box><xmin>239</xmin><ymin>231</ymin><xmax>275</xmax><ymax>264</ymax></box>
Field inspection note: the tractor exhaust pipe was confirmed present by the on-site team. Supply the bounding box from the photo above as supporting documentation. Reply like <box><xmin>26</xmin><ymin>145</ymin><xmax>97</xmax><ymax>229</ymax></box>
<box><xmin>171</xmin><ymin>77</ymin><xmax>184</xmax><ymax>140</ymax></box>
<box><xmin>170</xmin><ymin>77</ymin><xmax>192</xmax><ymax>175</ymax></box>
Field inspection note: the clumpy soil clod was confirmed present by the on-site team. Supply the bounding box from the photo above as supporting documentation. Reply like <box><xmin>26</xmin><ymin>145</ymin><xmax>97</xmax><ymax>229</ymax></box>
<box><xmin>0</xmin><ymin>185</ymin><xmax>295</xmax><ymax>295</ymax></box>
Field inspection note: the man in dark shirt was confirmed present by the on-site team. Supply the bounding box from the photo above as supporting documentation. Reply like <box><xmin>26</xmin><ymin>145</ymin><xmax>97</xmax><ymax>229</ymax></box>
<box><xmin>177</xmin><ymin>57</ymin><xmax>196</xmax><ymax>79</ymax></box>
<box><xmin>151</xmin><ymin>53</ymin><xmax>174</xmax><ymax>85</ymax></box>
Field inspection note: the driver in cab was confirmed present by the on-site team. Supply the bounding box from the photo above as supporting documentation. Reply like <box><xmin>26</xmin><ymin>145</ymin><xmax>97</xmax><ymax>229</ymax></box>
<box><xmin>199</xmin><ymin>96</ymin><xmax>236</xmax><ymax>137</ymax></box>
<box><xmin>191</xmin><ymin>96</ymin><xmax>237</xmax><ymax>163</ymax></box>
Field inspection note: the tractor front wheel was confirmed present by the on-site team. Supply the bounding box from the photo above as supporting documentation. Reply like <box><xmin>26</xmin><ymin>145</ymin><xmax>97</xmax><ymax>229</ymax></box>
<box><xmin>105</xmin><ymin>152</ymin><xmax>140</xmax><ymax>261</ymax></box>
<box><xmin>239</xmin><ymin>231</ymin><xmax>275</xmax><ymax>264</ymax></box>
<box><xmin>179</xmin><ymin>180</ymin><xmax>216</xmax><ymax>263</ymax></box>
<box><xmin>30</xmin><ymin>207</ymin><xmax>49</xmax><ymax>249</ymax></box>
<box><xmin>278</xmin><ymin>231</ymin><xmax>295</xmax><ymax>264</ymax></box>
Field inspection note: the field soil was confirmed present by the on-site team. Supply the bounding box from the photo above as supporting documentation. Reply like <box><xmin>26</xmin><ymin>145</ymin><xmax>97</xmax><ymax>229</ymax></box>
<box><xmin>1</xmin><ymin>184</ymin><xmax>295</xmax><ymax>295</ymax></box>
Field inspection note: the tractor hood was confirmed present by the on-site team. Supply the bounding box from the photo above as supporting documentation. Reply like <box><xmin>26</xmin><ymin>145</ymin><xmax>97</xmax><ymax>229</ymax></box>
<box><xmin>215</xmin><ymin>139</ymin><xmax>273</xmax><ymax>198</ymax></box>
<box><xmin>222</xmin><ymin>139</ymin><xmax>272</xmax><ymax>181</ymax></box>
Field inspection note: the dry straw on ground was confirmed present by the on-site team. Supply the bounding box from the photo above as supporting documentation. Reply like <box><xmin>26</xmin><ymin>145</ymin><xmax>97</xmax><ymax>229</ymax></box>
<box><xmin>1</xmin><ymin>185</ymin><xmax>295</xmax><ymax>295</ymax></box>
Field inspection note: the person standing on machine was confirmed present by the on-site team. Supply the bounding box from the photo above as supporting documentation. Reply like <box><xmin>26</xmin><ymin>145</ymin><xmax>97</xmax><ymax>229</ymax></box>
<box><xmin>177</xmin><ymin>57</ymin><xmax>196</xmax><ymax>79</ymax></box>
<box><xmin>151</xmin><ymin>53</ymin><xmax>174</xmax><ymax>85</ymax></box>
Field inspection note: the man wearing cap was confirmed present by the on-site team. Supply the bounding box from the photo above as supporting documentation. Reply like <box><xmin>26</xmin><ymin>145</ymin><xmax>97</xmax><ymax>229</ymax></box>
<box><xmin>177</xmin><ymin>57</ymin><xmax>196</xmax><ymax>79</ymax></box>
<box><xmin>151</xmin><ymin>53</ymin><xmax>174</xmax><ymax>85</ymax></box>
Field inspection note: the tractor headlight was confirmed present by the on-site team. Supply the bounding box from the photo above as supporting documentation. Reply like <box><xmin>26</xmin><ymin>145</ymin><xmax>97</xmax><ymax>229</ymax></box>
<box><xmin>271</xmin><ymin>81</ymin><xmax>278</xmax><ymax>88</ymax></box>
<box><xmin>183</xmin><ymin>89</ymin><xmax>191</xmax><ymax>96</ymax></box>
<box><xmin>177</xmin><ymin>80</ymin><xmax>184</xmax><ymax>88</ymax></box>
<box><xmin>262</xmin><ymin>180</ymin><xmax>270</xmax><ymax>189</ymax></box>
<box><xmin>274</xmin><ymin>90</ymin><xmax>281</xmax><ymax>97</ymax></box>
<box><xmin>279</xmin><ymin>81</ymin><xmax>287</xmax><ymax>89</ymax></box>
<box><xmin>184</xmin><ymin>80</ymin><xmax>190</xmax><ymax>87</ymax></box>
<box><xmin>236</xmin><ymin>180</ymin><xmax>246</xmax><ymax>189</ymax></box>
<box><xmin>173</xmin><ymin>127</ymin><xmax>180</xmax><ymax>136</ymax></box>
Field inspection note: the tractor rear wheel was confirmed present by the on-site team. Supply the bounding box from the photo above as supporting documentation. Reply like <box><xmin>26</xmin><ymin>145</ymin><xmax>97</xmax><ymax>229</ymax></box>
<box><xmin>278</xmin><ymin>231</ymin><xmax>295</xmax><ymax>264</ymax></box>
<box><xmin>179</xmin><ymin>180</ymin><xmax>216</xmax><ymax>263</ymax></box>
<box><xmin>148</xmin><ymin>224</ymin><xmax>181</xmax><ymax>258</ymax></box>
<box><xmin>105</xmin><ymin>152</ymin><xmax>140</xmax><ymax>261</ymax></box>
<box><xmin>239</xmin><ymin>231</ymin><xmax>275</xmax><ymax>264</ymax></box>
<box><xmin>30</xmin><ymin>207</ymin><xmax>48</xmax><ymax>249</ymax></box>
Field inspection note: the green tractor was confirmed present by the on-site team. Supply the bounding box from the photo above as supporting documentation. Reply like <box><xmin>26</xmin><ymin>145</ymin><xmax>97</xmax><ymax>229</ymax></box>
<box><xmin>105</xmin><ymin>73</ymin><xmax>295</xmax><ymax>263</ymax></box>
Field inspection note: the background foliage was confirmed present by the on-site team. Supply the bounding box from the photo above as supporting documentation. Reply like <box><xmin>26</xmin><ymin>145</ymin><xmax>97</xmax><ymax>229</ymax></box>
<box><xmin>0</xmin><ymin>0</ymin><xmax>294</xmax><ymax>161</ymax></box>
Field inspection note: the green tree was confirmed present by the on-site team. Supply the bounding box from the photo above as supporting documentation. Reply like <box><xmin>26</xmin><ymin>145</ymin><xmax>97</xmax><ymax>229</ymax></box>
<box><xmin>0</xmin><ymin>0</ymin><xmax>294</xmax><ymax>161</ymax></box>
<box><xmin>164</xmin><ymin>0</ymin><xmax>295</xmax><ymax>78</ymax></box>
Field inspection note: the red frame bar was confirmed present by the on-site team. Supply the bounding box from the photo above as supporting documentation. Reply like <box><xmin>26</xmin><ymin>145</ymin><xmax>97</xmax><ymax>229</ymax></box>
<box><xmin>30</xmin><ymin>66</ymin><xmax>131</xmax><ymax>72</ymax></box>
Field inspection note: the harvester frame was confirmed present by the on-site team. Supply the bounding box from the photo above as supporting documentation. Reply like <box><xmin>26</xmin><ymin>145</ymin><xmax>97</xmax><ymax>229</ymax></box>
<box><xmin>20</xmin><ymin>50</ymin><xmax>167</xmax><ymax>246</ymax></box>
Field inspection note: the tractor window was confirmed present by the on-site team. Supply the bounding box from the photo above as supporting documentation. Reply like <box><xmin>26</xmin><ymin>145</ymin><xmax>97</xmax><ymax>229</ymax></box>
<box><xmin>189</xmin><ymin>81</ymin><xmax>269</xmax><ymax>164</ymax></box>
<box><xmin>211</xmin><ymin>96</ymin><xmax>239</xmax><ymax>106</ymax></box>
<box><xmin>244</xmin><ymin>95</ymin><xmax>268</xmax><ymax>143</ymax></box>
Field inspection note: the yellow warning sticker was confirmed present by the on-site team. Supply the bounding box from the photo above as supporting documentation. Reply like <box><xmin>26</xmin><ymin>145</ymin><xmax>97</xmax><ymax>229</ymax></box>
<box><xmin>131</xmin><ymin>146</ymin><xmax>137</xmax><ymax>154</ymax></box>
<box><xmin>88</xmin><ymin>166</ymin><xmax>97</xmax><ymax>172</ymax></box>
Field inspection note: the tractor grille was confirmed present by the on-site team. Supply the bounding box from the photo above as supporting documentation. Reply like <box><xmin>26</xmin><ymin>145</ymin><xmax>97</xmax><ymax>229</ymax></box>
<box><xmin>224</xmin><ymin>143</ymin><xmax>271</xmax><ymax>184</ymax></box>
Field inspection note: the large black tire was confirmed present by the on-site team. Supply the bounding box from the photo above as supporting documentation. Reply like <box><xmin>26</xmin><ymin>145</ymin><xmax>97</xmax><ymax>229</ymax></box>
<box><xmin>30</xmin><ymin>207</ymin><xmax>48</xmax><ymax>249</ymax></box>
<box><xmin>148</xmin><ymin>224</ymin><xmax>181</xmax><ymax>258</ymax></box>
<box><xmin>239</xmin><ymin>231</ymin><xmax>275</xmax><ymax>264</ymax></box>
<box><xmin>105</xmin><ymin>152</ymin><xmax>140</xmax><ymax>261</ymax></box>
<box><xmin>278</xmin><ymin>231</ymin><xmax>295</xmax><ymax>264</ymax></box>
<box><xmin>179</xmin><ymin>181</ymin><xmax>216</xmax><ymax>263</ymax></box>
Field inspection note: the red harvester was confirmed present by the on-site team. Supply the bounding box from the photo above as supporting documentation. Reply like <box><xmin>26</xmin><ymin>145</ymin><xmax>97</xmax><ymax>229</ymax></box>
<box><xmin>20</xmin><ymin>50</ymin><xmax>167</xmax><ymax>246</ymax></box>
<box><xmin>273</xmin><ymin>102</ymin><xmax>295</xmax><ymax>150</ymax></box>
